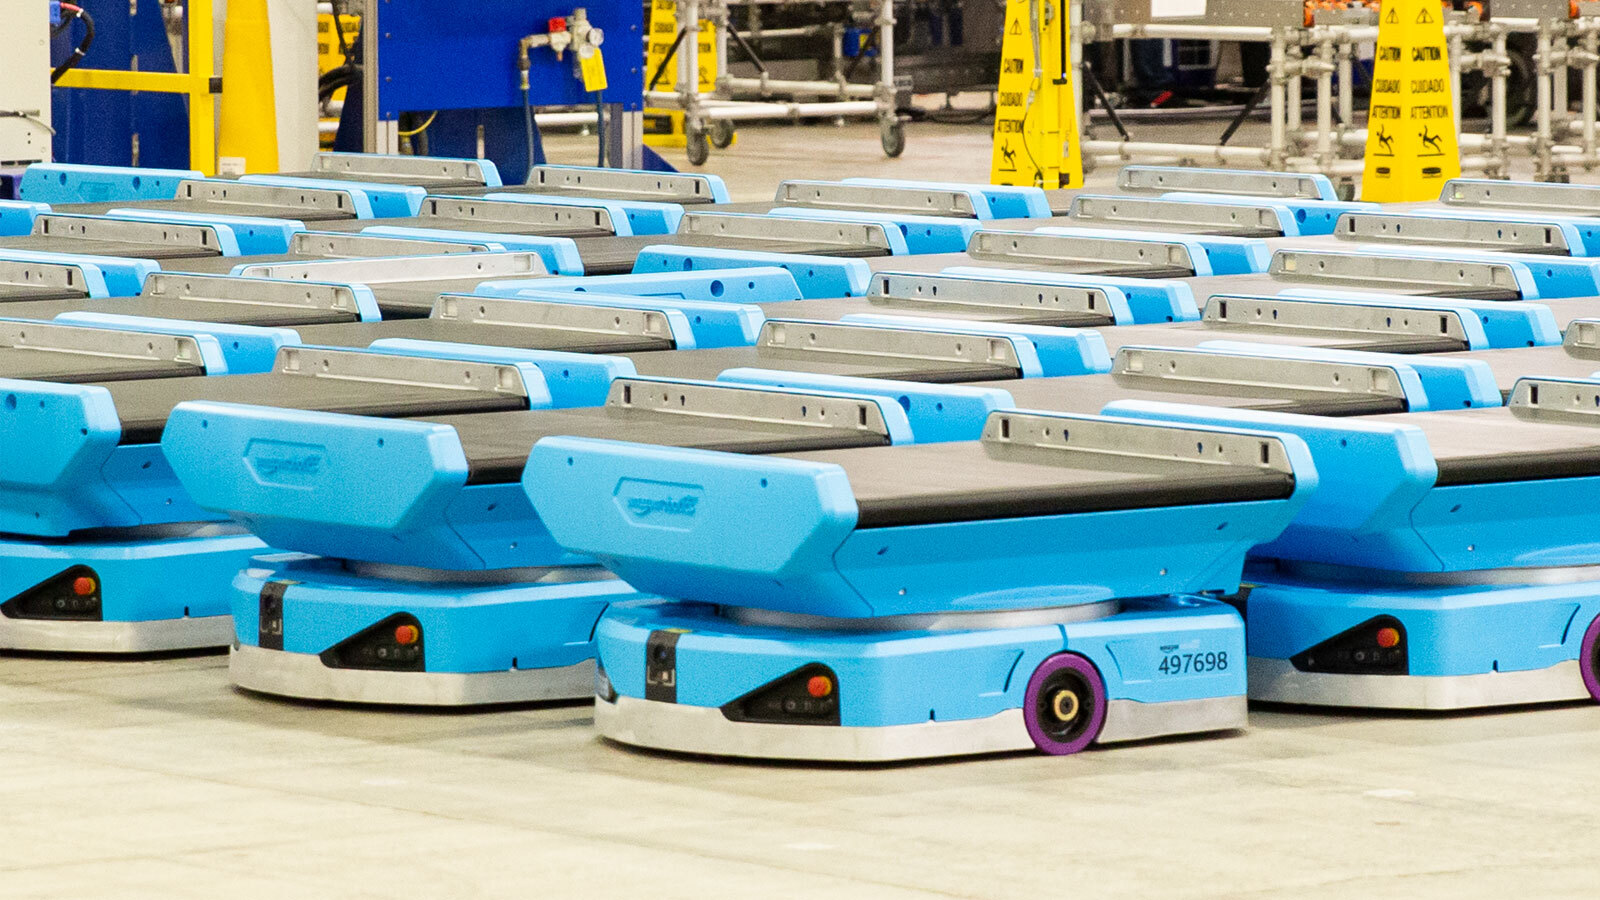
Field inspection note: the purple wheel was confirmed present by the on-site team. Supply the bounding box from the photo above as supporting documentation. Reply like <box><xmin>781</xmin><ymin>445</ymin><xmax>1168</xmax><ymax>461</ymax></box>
<box><xmin>1581</xmin><ymin>614</ymin><xmax>1600</xmax><ymax>703</ymax></box>
<box><xmin>1023</xmin><ymin>653</ymin><xmax>1107</xmax><ymax>755</ymax></box>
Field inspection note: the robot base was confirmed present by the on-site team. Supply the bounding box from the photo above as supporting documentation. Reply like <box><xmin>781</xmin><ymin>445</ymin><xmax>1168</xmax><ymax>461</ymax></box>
<box><xmin>229</xmin><ymin>555</ymin><xmax>649</xmax><ymax>707</ymax></box>
<box><xmin>594</xmin><ymin>595</ymin><xmax>1248</xmax><ymax>763</ymax></box>
<box><xmin>0</xmin><ymin>524</ymin><xmax>265</xmax><ymax>653</ymax></box>
<box><xmin>1248</xmin><ymin>657</ymin><xmax>1590</xmax><ymax>710</ymax></box>
<box><xmin>231</xmin><ymin>644</ymin><xmax>595</xmax><ymax>707</ymax></box>
<box><xmin>595</xmin><ymin>693</ymin><xmax>1246</xmax><ymax>763</ymax></box>
<box><xmin>1241</xmin><ymin>567</ymin><xmax>1600</xmax><ymax>711</ymax></box>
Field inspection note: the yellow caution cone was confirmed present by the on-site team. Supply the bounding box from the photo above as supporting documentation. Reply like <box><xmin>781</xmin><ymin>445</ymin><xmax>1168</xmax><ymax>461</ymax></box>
<box><xmin>1361</xmin><ymin>0</ymin><xmax>1460</xmax><ymax>202</ymax></box>
<box><xmin>218</xmin><ymin>0</ymin><xmax>280</xmax><ymax>174</ymax></box>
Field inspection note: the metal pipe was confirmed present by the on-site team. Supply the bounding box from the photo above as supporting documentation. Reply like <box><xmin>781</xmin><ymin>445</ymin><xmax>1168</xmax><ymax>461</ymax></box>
<box><xmin>1537</xmin><ymin>20</ymin><xmax>1555</xmax><ymax>178</ymax></box>
<box><xmin>1269</xmin><ymin>31</ymin><xmax>1287</xmax><ymax>169</ymax></box>
<box><xmin>1315</xmin><ymin>32</ymin><xmax>1335</xmax><ymax>171</ymax></box>
<box><xmin>719</xmin><ymin>76</ymin><xmax>878</xmax><ymax>97</ymax></box>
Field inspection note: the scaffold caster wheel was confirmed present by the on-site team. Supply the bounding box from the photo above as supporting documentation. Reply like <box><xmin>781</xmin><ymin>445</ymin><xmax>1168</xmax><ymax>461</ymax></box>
<box><xmin>711</xmin><ymin>120</ymin><xmax>736</xmax><ymax>149</ymax></box>
<box><xmin>881</xmin><ymin>119</ymin><xmax>906</xmax><ymax>158</ymax></box>
<box><xmin>686</xmin><ymin>126</ymin><xmax>710</xmax><ymax>166</ymax></box>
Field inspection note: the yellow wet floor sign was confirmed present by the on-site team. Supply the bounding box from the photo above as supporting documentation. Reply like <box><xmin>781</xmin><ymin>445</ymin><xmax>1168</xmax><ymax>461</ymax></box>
<box><xmin>991</xmin><ymin>0</ymin><xmax>1083</xmax><ymax>189</ymax></box>
<box><xmin>1361</xmin><ymin>0</ymin><xmax>1460</xmax><ymax>202</ymax></box>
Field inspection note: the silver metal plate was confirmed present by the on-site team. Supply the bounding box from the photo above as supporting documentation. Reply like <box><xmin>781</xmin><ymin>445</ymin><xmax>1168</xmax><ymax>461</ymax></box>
<box><xmin>0</xmin><ymin>615</ymin><xmax>233</xmax><ymax>653</ymax></box>
<box><xmin>0</xmin><ymin>259</ymin><xmax>89</xmax><ymax>292</ymax></box>
<box><xmin>1097</xmin><ymin>695</ymin><xmax>1248</xmax><ymax>744</ymax></box>
<box><xmin>1271</xmin><ymin>249</ymin><xmax>1522</xmax><ymax>293</ymax></box>
<box><xmin>1509</xmin><ymin>377</ymin><xmax>1600</xmax><ymax>423</ymax></box>
<box><xmin>310</xmin><ymin>151</ymin><xmax>495</xmax><ymax>186</ymax></box>
<box><xmin>431</xmin><ymin>294</ymin><xmax>679</xmax><ymax>342</ymax></box>
<box><xmin>1337</xmin><ymin>212</ymin><xmax>1573</xmax><ymax>255</ymax></box>
<box><xmin>774</xmin><ymin>180</ymin><xmax>978</xmax><ymax>218</ymax></box>
<box><xmin>677</xmin><ymin>212</ymin><xmax>893</xmax><ymax>251</ymax></box>
<box><xmin>968</xmin><ymin>229</ymin><xmax>1198</xmax><ymax>275</ymax></box>
<box><xmin>1072</xmin><ymin>196</ymin><xmax>1285</xmax><ymax>234</ymax></box>
<box><xmin>532</xmin><ymin>165</ymin><xmax>720</xmax><ymax>203</ymax></box>
<box><xmin>1247</xmin><ymin>656</ymin><xmax>1591</xmax><ymax>710</ymax></box>
<box><xmin>176</xmin><ymin>179</ymin><xmax>360</xmax><ymax>215</ymax></box>
<box><xmin>1205</xmin><ymin>295</ymin><xmax>1471</xmax><ymax>343</ymax></box>
<box><xmin>596</xmin><ymin>694</ymin><xmax>1035</xmax><ymax>761</ymax></box>
<box><xmin>1561</xmin><ymin>318</ymin><xmax>1600</xmax><ymax>355</ymax></box>
<box><xmin>33</xmin><ymin>214</ymin><xmax>224</xmax><ymax>251</ymax></box>
<box><xmin>1117</xmin><ymin>345</ymin><xmax>1410</xmax><ymax>400</ymax></box>
<box><xmin>1274</xmin><ymin>559</ymin><xmax>1600</xmax><ymax>587</ymax></box>
<box><xmin>871</xmin><ymin>272</ymin><xmax>1118</xmax><ymax>321</ymax></box>
<box><xmin>290</xmin><ymin>231</ymin><xmax>490</xmax><ymax>257</ymax></box>
<box><xmin>1443</xmin><ymin>179</ymin><xmax>1600</xmax><ymax>215</ymax></box>
<box><xmin>985</xmin><ymin>409</ymin><xmax>1299</xmax><ymax>474</ymax></box>
<box><xmin>608</xmin><ymin>377</ymin><xmax>895</xmax><ymax>438</ymax></box>
<box><xmin>0</xmin><ymin>319</ymin><xmax>209</xmax><ymax>366</ymax></box>
<box><xmin>420</xmin><ymin>196</ymin><xmax>616</xmax><ymax>234</ymax></box>
<box><xmin>231</xmin><ymin>645</ymin><xmax>595</xmax><ymax>706</ymax></box>
<box><xmin>236</xmin><ymin>251</ymin><xmax>548</xmax><ymax>283</ymax></box>
<box><xmin>272</xmin><ymin>346</ymin><xmax>533</xmax><ymax>399</ymax></box>
<box><xmin>1117</xmin><ymin>165</ymin><xmax>1330</xmax><ymax>200</ymax></box>
<box><xmin>142</xmin><ymin>272</ymin><xmax>367</xmax><ymax>315</ymax></box>
<box><xmin>759</xmin><ymin>319</ymin><xmax>1025</xmax><ymax>369</ymax></box>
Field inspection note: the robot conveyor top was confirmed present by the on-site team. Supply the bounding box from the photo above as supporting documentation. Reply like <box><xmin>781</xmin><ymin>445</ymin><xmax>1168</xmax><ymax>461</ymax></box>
<box><xmin>724</xmin><ymin>340</ymin><xmax>1492</xmax><ymax>422</ymax></box>
<box><xmin>0</xmin><ymin>345</ymin><xmax>554</xmax><ymax>538</ymax></box>
<box><xmin>162</xmin><ymin>377</ymin><xmax>992</xmax><ymax>571</ymax></box>
<box><xmin>228</xmin><ymin>253</ymin><xmax>552</xmax><ymax>317</ymax></box>
<box><xmin>522</xmin><ymin>411</ymin><xmax>1312</xmax><ymax>618</ymax></box>
<box><xmin>1110</xmin><ymin>375</ymin><xmax>1600</xmax><ymax>574</ymax></box>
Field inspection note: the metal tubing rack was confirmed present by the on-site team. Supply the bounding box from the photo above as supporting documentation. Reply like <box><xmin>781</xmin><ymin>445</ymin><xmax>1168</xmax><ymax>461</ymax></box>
<box><xmin>643</xmin><ymin>0</ymin><xmax>903</xmax><ymax>165</ymax></box>
<box><xmin>1073</xmin><ymin>0</ymin><xmax>1600</xmax><ymax>184</ymax></box>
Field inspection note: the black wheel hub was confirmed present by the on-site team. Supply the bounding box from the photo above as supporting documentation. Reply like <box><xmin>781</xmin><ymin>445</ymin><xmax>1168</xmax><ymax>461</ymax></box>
<box><xmin>1035</xmin><ymin>670</ymin><xmax>1092</xmax><ymax>743</ymax></box>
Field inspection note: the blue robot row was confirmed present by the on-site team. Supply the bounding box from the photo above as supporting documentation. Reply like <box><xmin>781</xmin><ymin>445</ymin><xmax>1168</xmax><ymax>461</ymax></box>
<box><xmin>2</xmin><ymin>154</ymin><xmax>1599</xmax><ymax>763</ymax></box>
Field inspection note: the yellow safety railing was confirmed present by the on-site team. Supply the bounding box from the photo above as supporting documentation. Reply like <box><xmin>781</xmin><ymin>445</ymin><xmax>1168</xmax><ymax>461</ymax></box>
<box><xmin>53</xmin><ymin>0</ymin><xmax>218</xmax><ymax>175</ymax></box>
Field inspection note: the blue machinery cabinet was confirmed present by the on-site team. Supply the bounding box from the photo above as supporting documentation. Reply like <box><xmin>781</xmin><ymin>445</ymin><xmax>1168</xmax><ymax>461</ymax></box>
<box><xmin>356</xmin><ymin>0</ymin><xmax>646</xmax><ymax>181</ymax></box>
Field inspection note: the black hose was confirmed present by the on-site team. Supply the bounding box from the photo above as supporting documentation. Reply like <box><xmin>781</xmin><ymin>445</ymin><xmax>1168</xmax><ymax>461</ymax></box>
<box><xmin>51</xmin><ymin>5</ymin><xmax>96</xmax><ymax>84</ymax></box>
<box><xmin>595</xmin><ymin>94</ymin><xmax>606</xmax><ymax>167</ymax></box>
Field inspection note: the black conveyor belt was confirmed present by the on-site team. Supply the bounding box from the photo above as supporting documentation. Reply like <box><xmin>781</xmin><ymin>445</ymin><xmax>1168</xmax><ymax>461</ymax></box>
<box><xmin>2</xmin><ymin>349</ymin><xmax>204</xmax><ymax>385</ymax></box>
<box><xmin>785</xmin><ymin>443</ymin><xmax>1297</xmax><ymax>528</ymax></box>
<box><xmin>0</xmin><ymin>284</ymin><xmax>91</xmax><ymax>303</ymax></box>
<box><xmin>624</xmin><ymin>347</ymin><xmax>1023</xmax><ymax>384</ymax></box>
<box><xmin>970</xmin><ymin>375</ymin><xmax>1410</xmax><ymax>418</ymax></box>
<box><xmin>290</xmin><ymin>320</ymin><xmax>678</xmax><ymax>354</ymax></box>
<box><xmin>102</xmin><ymin>377</ymin><xmax>529</xmax><ymax>444</ymax></box>
<box><xmin>420</xmin><ymin>408</ymin><xmax>892</xmax><ymax>484</ymax></box>
<box><xmin>1364</xmin><ymin>408</ymin><xmax>1600</xmax><ymax>486</ymax></box>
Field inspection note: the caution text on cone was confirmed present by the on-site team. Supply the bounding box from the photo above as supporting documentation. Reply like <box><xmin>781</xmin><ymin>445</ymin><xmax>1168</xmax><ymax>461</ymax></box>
<box><xmin>991</xmin><ymin>0</ymin><xmax>1082</xmax><ymax>189</ymax></box>
<box><xmin>1361</xmin><ymin>0</ymin><xmax>1460</xmax><ymax>202</ymax></box>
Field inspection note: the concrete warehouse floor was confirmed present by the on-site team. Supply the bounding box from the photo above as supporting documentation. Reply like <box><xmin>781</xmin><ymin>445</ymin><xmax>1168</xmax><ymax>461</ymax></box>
<box><xmin>5</xmin><ymin>118</ymin><xmax>1600</xmax><ymax>899</ymax></box>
